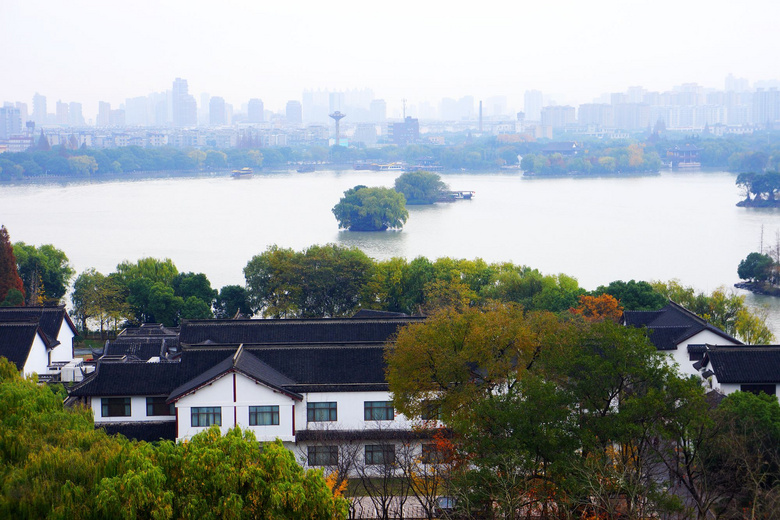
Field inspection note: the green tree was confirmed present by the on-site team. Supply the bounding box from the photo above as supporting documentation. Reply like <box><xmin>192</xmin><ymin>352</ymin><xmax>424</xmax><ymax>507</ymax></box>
<box><xmin>13</xmin><ymin>242</ymin><xmax>74</xmax><ymax>305</ymax></box>
<box><xmin>393</xmin><ymin>170</ymin><xmax>448</xmax><ymax>204</ymax></box>
<box><xmin>214</xmin><ymin>285</ymin><xmax>252</xmax><ymax>319</ymax></box>
<box><xmin>0</xmin><ymin>226</ymin><xmax>24</xmax><ymax>305</ymax></box>
<box><xmin>738</xmin><ymin>252</ymin><xmax>775</xmax><ymax>282</ymax></box>
<box><xmin>332</xmin><ymin>185</ymin><xmax>408</xmax><ymax>231</ymax></box>
<box><xmin>172</xmin><ymin>272</ymin><xmax>216</xmax><ymax>318</ymax></box>
<box><xmin>593</xmin><ymin>279</ymin><xmax>667</xmax><ymax>311</ymax></box>
<box><xmin>244</xmin><ymin>244</ymin><xmax>374</xmax><ymax>318</ymax></box>
<box><xmin>70</xmin><ymin>269</ymin><xmax>129</xmax><ymax>336</ymax></box>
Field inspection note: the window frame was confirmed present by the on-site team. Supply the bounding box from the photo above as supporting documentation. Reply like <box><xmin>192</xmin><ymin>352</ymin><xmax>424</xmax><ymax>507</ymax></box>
<box><xmin>146</xmin><ymin>396</ymin><xmax>175</xmax><ymax>416</ymax></box>
<box><xmin>307</xmin><ymin>402</ymin><xmax>337</xmax><ymax>422</ymax></box>
<box><xmin>365</xmin><ymin>444</ymin><xmax>395</xmax><ymax>465</ymax></box>
<box><xmin>101</xmin><ymin>397</ymin><xmax>131</xmax><ymax>417</ymax></box>
<box><xmin>249</xmin><ymin>405</ymin><xmax>280</xmax><ymax>426</ymax></box>
<box><xmin>191</xmin><ymin>406</ymin><xmax>222</xmax><ymax>427</ymax></box>
<box><xmin>364</xmin><ymin>400</ymin><xmax>394</xmax><ymax>421</ymax></box>
<box><xmin>307</xmin><ymin>445</ymin><xmax>339</xmax><ymax>466</ymax></box>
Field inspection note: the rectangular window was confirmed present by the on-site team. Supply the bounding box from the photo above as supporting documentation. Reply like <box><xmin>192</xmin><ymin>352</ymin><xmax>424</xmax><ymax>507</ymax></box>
<box><xmin>101</xmin><ymin>397</ymin><xmax>131</xmax><ymax>417</ymax></box>
<box><xmin>307</xmin><ymin>402</ymin><xmax>337</xmax><ymax>422</ymax></box>
<box><xmin>364</xmin><ymin>401</ymin><xmax>394</xmax><ymax>421</ymax></box>
<box><xmin>420</xmin><ymin>401</ymin><xmax>441</xmax><ymax>421</ymax></box>
<box><xmin>191</xmin><ymin>407</ymin><xmax>222</xmax><ymax>427</ymax></box>
<box><xmin>689</xmin><ymin>352</ymin><xmax>704</xmax><ymax>361</ymax></box>
<box><xmin>146</xmin><ymin>397</ymin><xmax>174</xmax><ymax>416</ymax></box>
<box><xmin>421</xmin><ymin>443</ymin><xmax>446</xmax><ymax>464</ymax></box>
<box><xmin>307</xmin><ymin>445</ymin><xmax>339</xmax><ymax>466</ymax></box>
<box><xmin>365</xmin><ymin>444</ymin><xmax>395</xmax><ymax>465</ymax></box>
<box><xmin>740</xmin><ymin>384</ymin><xmax>777</xmax><ymax>396</ymax></box>
<box><xmin>249</xmin><ymin>405</ymin><xmax>279</xmax><ymax>426</ymax></box>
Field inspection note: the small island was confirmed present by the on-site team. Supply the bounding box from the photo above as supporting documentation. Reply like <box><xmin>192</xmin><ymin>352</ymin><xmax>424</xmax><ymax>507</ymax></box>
<box><xmin>736</xmin><ymin>171</ymin><xmax>780</xmax><ymax>207</ymax></box>
<box><xmin>332</xmin><ymin>185</ymin><xmax>408</xmax><ymax>231</ymax></box>
<box><xmin>735</xmin><ymin>251</ymin><xmax>780</xmax><ymax>296</ymax></box>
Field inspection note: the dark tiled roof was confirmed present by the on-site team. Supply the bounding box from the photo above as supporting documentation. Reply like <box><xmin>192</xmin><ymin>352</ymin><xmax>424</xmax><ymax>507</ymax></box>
<box><xmin>687</xmin><ymin>344</ymin><xmax>708</xmax><ymax>353</ymax></box>
<box><xmin>119</xmin><ymin>324</ymin><xmax>180</xmax><ymax>337</ymax></box>
<box><xmin>706</xmin><ymin>346</ymin><xmax>780</xmax><ymax>384</ymax></box>
<box><xmin>168</xmin><ymin>347</ymin><xmax>301</xmax><ymax>402</ymax></box>
<box><xmin>351</xmin><ymin>309</ymin><xmax>411</xmax><ymax>318</ymax></box>
<box><xmin>103</xmin><ymin>337</ymin><xmax>179</xmax><ymax>360</ymax></box>
<box><xmin>0</xmin><ymin>306</ymin><xmax>73</xmax><ymax>345</ymax></box>
<box><xmin>0</xmin><ymin>322</ymin><xmax>43</xmax><ymax>370</ymax></box>
<box><xmin>98</xmin><ymin>421</ymin><xmax>176</xmax><ymax>442</ymax></box>
<box><xmin>179</xmin><ymin>317</ymin><xmax>424</xmax><ymax>346</ymax></box>
<box><xmin>623</xmin><ymin>301</ymin><xmax>741</xmax><ymax>351</ymax></box>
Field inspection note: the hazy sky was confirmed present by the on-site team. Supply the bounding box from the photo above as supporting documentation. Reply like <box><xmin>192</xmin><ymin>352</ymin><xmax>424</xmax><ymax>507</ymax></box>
<box><xmin>2</xmin><ymin>0</ymin><xmax>778</xmax><ymax>119</ymax></box>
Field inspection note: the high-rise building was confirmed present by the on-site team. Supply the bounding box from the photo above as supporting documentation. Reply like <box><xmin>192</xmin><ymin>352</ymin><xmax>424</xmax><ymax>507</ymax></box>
<box><xmin>541</xmin><ymin>105</ymin><xmax>575</xmax><ymax>129</ymax></box>
<box><xmin>725</xmin><ymin>73</ymin><xmax>750</xmax><ymax>93</ymax></box>
<box><xmin>15</xmin><ymin>102</ymin><xmax>28</xmax><ymax>127</ymax></box>
<box><xmin>388</xmin><ymin>117</ymin><xmax>419</xmax><ymax>145</ymax></box>
<box><xmin>68</xmin><ymin>102</ymin><xmax>85</xmax><ymax>126</ymax></box>
<box><xmin>753</xmin><ymin>88</ymin><xmax>780</xmax><ymax>127</ymax></box>
<box><xmin>56</xmin><ymin>101</ymin><xmax>69</xmax><ymax>126</ymax></box>
<box><xmin>97</xmin><ymin>101</ymin><xmax>111</xmax><ymax>127</ymax></box>
<box><xmin>286</xmin><ymin>100</ymin><xmax>302</xmax><ymax>125</ymax></box>
<box><xmin>125</xmin><ymin>97</ymin><xmax>149</xmax><ymax>126</ymax></box>
<box><xmin>32</xmin><ymin>93</ymin><xmax>47</xmax><ymax>126</ymax></box>
<box><xmin>172</xmin><ymin>78</ymin><xmax>197</xmax><ymax>127</ymax></box>
<box><xmin>578</xmin><ymin>103</ymin><xmax>614</xmax><ymax>127</ymax></box>
<box><xmin>524</xmin><ymin>90</ymin><xmax>543</xmax><ymax>121</ymax></box>
<box><xmin>209</xmin><ymin>96</ymin><xmax>226</xmax><ymax>126</ymax></box>
<box><xmin>0</xmin><ymin>105</ymin><xmax>22</xmax><ymax>139</ymax></box>
<box><xmin>247</xmin><ymin>98</ymin><xmax>264</xmax><ymax>123</ymax></box>
<box><xmin>370</xmin><ymin>99</ymin><xmax>387</xmax><ymax>123</ymax></box>
<box><xmin>109</xmin><ymin>109</ymin><xmax>126</xmax><ymax>127</ymax></box>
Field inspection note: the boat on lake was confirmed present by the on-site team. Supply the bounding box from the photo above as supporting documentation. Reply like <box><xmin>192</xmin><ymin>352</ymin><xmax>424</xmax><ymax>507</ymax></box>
<box><xmin>231</xmin><ymin>167</ymin><xmax>253</xmax><ymax>179</ymax></box>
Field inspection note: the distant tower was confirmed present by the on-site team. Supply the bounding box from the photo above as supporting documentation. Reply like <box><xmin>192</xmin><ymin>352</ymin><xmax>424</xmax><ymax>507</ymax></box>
<box><xmin>329</xmin><ymin>110</ymin><xmax>345</xmax><ymax>146</ymax></box>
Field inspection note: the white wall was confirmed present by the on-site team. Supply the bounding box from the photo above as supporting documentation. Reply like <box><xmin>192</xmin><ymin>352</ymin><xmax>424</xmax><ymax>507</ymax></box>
<box><xmin>668</xmin><ymin>330</ymin><xmax>739</xmax><ymax>379</ymax></box>
<box><xmin>51</xmin><ymin>320</ymin><xmax>75</xmax><ymax>364</ymax></box>
<box><xmin>298</xmin><ymin>390</ymin><xmax>410</xmax><ymax>432</ymax></box>
<box><xmin>22</xmin><ymin>333</ymin><xmax>50</xmax><ymax>377</ymax></box>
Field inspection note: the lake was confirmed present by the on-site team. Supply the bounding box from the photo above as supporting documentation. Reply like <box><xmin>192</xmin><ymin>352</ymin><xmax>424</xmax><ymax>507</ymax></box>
<box><xmin>4</xmin><ymin>169</ymin><xmax>780</xmax><ymax>332</ymax></box>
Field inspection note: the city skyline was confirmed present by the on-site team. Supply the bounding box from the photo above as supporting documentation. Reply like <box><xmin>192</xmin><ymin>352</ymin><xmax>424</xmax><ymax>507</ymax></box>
<box><xmin>2</xmin><ymin>0</ymin><xmax>778</xmax><ymax>120</ymax></box>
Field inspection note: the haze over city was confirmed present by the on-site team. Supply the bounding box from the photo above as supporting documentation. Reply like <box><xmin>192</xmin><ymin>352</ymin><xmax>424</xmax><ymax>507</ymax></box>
<box><xmin>2</xmin><ymin>0</ymin><xmax>779</xmax><ymax>120</ymax></box>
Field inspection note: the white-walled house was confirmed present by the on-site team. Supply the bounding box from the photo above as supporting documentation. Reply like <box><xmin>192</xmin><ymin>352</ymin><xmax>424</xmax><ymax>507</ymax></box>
<box><xmin>0</xmin><ymin>306</ymin><xmax>78</xmax><ymax>378</ymax></box>
<box><xmin>699</xmin><ymin>345</ymin><xmax>780</xmax><ymax>397</ymax></box>
<box><xmin>622</xmin><ymin>301</ymin><xmax>741</xmax><ymax>378</ymax></box>
<box><xmin>68</xmin><ymin>316</ymin><xmax>425</xmax><ymax>462</ymax></box>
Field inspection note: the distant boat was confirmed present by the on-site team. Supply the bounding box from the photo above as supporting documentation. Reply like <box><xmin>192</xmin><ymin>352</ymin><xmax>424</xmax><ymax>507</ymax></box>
<box><xmin>297</xmin><ymin>164</ymin><xmax>315</xmax><ymax>173</ymax></box>
<box><xmin>231</xmin><ymin>167</ymin><xmax>253</xmax><ymax>179</ymax></box>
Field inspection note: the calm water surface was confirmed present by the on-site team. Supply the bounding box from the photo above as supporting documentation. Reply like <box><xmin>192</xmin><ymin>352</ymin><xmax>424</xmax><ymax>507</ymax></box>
<box><xmin>3</xmin><ymin>169</ymin><xmax>780</xmax><ymax>332</ymax></box>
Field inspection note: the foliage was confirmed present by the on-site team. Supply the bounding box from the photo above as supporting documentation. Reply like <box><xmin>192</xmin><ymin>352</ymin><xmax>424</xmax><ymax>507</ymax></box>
<box><xmin>0</xmin><ymin>359</ymin><xmax>347</xmax><ymax>520</ymax></box>
<box><xmin>332</xmin><ymin>185</ymin><xmax>408</xmax><ymax>231</ymax></box>
<box><xmin>592</xmin><ymin>279</ymin><xmax>667</xmax><ymax>311</ymax></box>
<box><xmin>570</xmin><ymin>293</ymin><xmax>623</xmax><ymax>322</ymax></box>
<box><xmin>213</xmin><ymin>285</ymin><xmax>252</xmax><ymax>319</ymax></box>
<box><xmin>244</xmin><ymin>244</ymin><xmax>374</xmax><ymax>318</ymax></box>
<box><xmin>70</xmin><ymin>269</ymin><xmax>129</xmax><ymax>336</ymax></box>
<box><xmin>736</xmin><ymin>171</ymin><xmax>780</xmax><ymax>205</ymax></box>
<box><xmin>521</xmin><ymin>144</ymin><xmax>662</xmax><ymax>175</ymax></box>
<box><xmin>393</xmin><ymin>170</ymin><xmax>448</xmax><ymax>204</ymax></box>
<box><xmin>738</xmin><ymin>251</ymin><xmax>777</xmax><ymax>284</ymax></box>
<box><xmin>12</xmin><ymin>242</ymin><xmax>74</xmax><ymax>305</ymax></box>
<box><xmin>652</xmin><ymin>280</ymin><xmax>774</xmax><ymax>344</ymax></box>
<box><xmin>388</xmin><ymin>305</ymin><xmax>695</xmax><ymax>519</ymax></box>
<box><xmin>0</xmin><ymin>226</ymin><xmax>24</xmax><ymax>305</ymax></box>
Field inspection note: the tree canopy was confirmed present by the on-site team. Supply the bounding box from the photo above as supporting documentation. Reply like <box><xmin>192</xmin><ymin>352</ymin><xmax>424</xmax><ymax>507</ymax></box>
<box><xmin>332</xmin><ymin>185</ymin><xmax>408</xmax><ymax>231</ymax></box>
<box><xmin>12</xmin><ymin>242</ymin><xmax>74</xmax><ymax>305</ymax></box>
<box><xmin>393</xmin><ymin>170</ymin><xmax>448</xmax><ymax>204</ymax></box>
<box><xmin>0</xmin><ymin>226</ymin><xmax>24</xmax><ymax>306</ymax></box>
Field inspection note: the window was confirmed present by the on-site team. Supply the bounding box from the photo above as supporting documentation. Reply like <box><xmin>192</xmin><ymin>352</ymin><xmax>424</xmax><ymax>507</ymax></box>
<box><xmin>740</xmin><ymin>384</ymin><xmax>776</xmax><ymax>396</ymax></box>
<box><xmin>421</xmin><ymin>443</ymin><xmax>447</xmax><ymax>464</ymax></box>
<box><xmin>249</xmin><ymin>405</ymin><xmax>279</xmax><ymax>426</ymax></box>
<box><xmin>191</xmin><ymin>407</ymin><xmax>222</xmax><ymax>427</ymax></box>
<box><xmin>364</xmin><ymin>401</ymin><xmax>394</xmax><ymax>421</ymax></box>
<box><xmin>146</xmin><ymin>397</ymin><xmax>174</xmax><ymax>416</ymax></box>
<box><xmin>689</xmin><ymin>352</ymin><xmax>704</xmax><ymax>361</ymax></box>
<box><xmin>365</xmin><ymin>444</ymin><xmax>395</xmax><ymax>465</ymax></box>
<box><xmin>307</xmin><ymin>445</ymin><xmax>338</xmax><ymax>466</ymax></box>
<box><xmin>420</xmin><ymin>400</ymin><xmax>441</xmax><ymax>421</ymax></box>
<box><xmin>101</xmin><ymin>397</ymin><xmax>131</xmax><ymax>417</ymax></box>
<box><xmin>307</xmin><ymin>402</ymin><xmax>337</xmax><ymax>422</ymax></box>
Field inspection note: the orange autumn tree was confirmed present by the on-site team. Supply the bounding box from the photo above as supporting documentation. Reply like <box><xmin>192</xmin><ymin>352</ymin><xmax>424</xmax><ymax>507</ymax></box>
<box><xmin>570</xmin><ymin>294</ymin><xmax>623</xmax><ymax>322</ymax></box>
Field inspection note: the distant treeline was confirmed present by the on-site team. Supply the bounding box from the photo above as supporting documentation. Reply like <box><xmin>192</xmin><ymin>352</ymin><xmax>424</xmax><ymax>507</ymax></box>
<box><xmin>2</xmin><ymin>131</ymin><xmax>780</xmax><ymax>179</ymax></box>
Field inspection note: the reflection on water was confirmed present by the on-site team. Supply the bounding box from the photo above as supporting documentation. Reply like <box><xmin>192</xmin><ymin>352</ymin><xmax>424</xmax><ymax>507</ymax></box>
<box><xmin>5</xmin><ymin>168</ymin><xmax>780</xmax><ymax>336</ymax></box>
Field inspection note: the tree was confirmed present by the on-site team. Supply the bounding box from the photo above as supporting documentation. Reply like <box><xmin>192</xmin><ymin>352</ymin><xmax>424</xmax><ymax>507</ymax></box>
<box><xmin>70</xmin><ymin>269</ymin><xmax>129</xmax><ymax>336</ymax></box>
<box><xmin>214</xmin><ymin>285</ymin><xmax>252</xmax><ymax>319</ymax></box>
<box><xmin>570</xmin><ymin>293</ymin><xmax>623</xmax><ymax>322</ymax></box>
<box><xmin>593</xmin><ymin>279</ymin><xmax>667</xmax><ymax>311</ymax></box>
<box><xmin>244</xmin><ymin>244</ymin><xmax>374</xmax><ymax>318</ymax></box>
<box><xmin>13</xmin><ymin>242</ymin><xmax>74</xmax><ymax>305</ymax></box>
<box><xmin>738</xmin><ymin>252</ymin><xmax>775</xmax><ymax>282</ymax></box>
<box><xmin>332</xmin><ymin>185</ymin><xmax>408</xmax><ymax>231</ymax></box>
<box><xmin>0</xmin><ymin>226</ymin><xmax>24</xmax><ymax>305</ymax></box>
<box><xmin>393</xmin><ymin>170</ymin><xmax>448</xmax><ymax>204</ymax></box>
